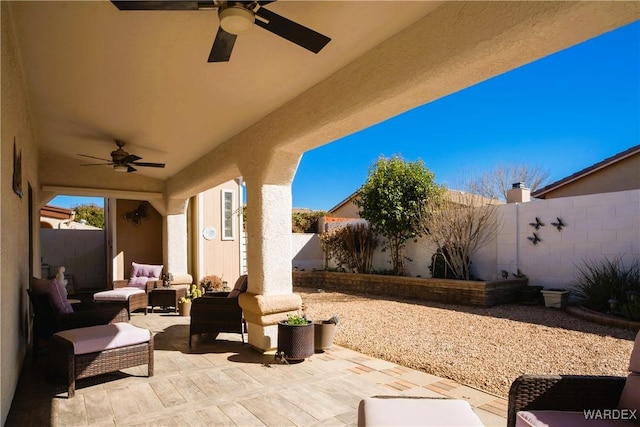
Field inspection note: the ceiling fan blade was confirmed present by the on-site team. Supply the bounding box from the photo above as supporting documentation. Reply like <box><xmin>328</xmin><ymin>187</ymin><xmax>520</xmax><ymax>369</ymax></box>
<box><xmin>255</xmin><ymin>7</ymin><xmax>330</xmax><ymax>54</ymax></box>
<box><xmin>208</xmin><ymin>28</ymin><xmax>237</xmax><ymax>62</ymax></box>
<box><xmin>80</xmin><ymin>163</ymin><xmax>114</xmax><ymax>167</ymax></box>
<box><xmin>78</xmin><ymin>154</ymin><xmax>112</xmax><ymax>162</ymax></box>
<box><xmin>111</xmin><ymin>1</ymin><xmax>210</xmax><ymax>11</ymax></box>
<box><xmin>130</xmin><ymin>162</ymin><xmax>166</xmax><ymax>168</ymax></box>
<box><xmin>122</xmin><ymin>154</ymin><xmax>142</xmax><ymax>163</ymax></box>
<box><xmin>127</xmin><ymin>165</ymin><xmax>138</xmax><ymax>173</ymax></box>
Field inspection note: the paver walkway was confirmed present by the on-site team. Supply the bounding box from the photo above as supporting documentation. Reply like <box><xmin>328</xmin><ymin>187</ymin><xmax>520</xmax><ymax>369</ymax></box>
<box><xmin>7</xmin><ymin>313</ymin><xmax>507</xmax><ymax>426</ymax></box>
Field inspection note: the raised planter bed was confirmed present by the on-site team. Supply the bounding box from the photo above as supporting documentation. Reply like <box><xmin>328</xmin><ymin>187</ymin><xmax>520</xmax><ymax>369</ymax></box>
<box><xmin>293</xmin><ymin>271</ymin><xmax>528</xmax><ymax>307</ymax></box>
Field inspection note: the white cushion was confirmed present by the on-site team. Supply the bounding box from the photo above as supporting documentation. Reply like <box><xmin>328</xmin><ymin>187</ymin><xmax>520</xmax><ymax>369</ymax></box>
<box><xmin>629</xmin><ymin>330</ymin><xmax>640</xmax><ymax>373</ymax></box>
<box><xmin>94</xmin><ymin>287</ymin><xmax>145</xmax><ymax>302</ymax></box>
<box><xmin>358</xmin><ymin>397</ymin><xmax>484</xmax><ymax>426</ymax></box>
<box><xmin>54</xmin><ymin>323</ymin><xmax>151</xmax><ymax>355</ymax></box>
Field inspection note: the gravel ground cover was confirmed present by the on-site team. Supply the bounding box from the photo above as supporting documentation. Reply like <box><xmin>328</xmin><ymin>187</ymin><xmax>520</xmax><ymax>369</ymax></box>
<box><xmin>296</xmin><ymin>286</ymin><xmax>637</xmax><ymax>397</ymax></box>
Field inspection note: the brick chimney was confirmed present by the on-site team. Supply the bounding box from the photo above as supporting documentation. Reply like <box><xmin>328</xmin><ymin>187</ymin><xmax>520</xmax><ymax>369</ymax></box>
<box><xmin>506</xmin><ymin>182</ymin><xmax>530</xmax><ymax>203</ymax></box>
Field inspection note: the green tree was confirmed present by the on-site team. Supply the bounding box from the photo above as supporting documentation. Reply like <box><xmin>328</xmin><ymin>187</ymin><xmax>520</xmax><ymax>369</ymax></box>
<box><xmin>355</xmin><ymin>155</ymin><xmax>445</xmax><ymax>275</ymax></box>
<box><xmin>73</xmin><ymin>203</ymin><xmax>104</xmax><ymax>229</ymax></box>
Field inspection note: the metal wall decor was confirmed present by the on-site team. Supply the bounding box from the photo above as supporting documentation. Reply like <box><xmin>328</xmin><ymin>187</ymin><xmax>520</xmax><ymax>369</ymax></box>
<box><xmin>551</xmin><ymin>217</ymin><xmax>566</xmax><ymax>231</ymax></box>
<box><xmin>122</xmin><ymin>202</ymin><xmax>149</xmax><ymax>226</ymax></box>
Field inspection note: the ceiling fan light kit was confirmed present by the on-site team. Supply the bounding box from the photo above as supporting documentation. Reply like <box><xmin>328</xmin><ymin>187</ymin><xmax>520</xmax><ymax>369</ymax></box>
<box><xmin>111</xmin><ymin>0</ymin><xmax>331</xmax><ymax>63</ymax></box>
<box><xmin>219</xmin><ymin>6</ymin><xmax>254</xmax><ymax>35</ymax></box>
<box><xmin>78</xmin><ymin>140</ymin><xmax>165</xmax><ymax>173</ymax></box>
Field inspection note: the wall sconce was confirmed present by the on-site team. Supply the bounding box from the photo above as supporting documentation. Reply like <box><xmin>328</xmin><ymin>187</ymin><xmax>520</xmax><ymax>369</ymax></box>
<box><xmin>122</xmin><ymin>202</ymin><xmax>149</xmax><ymax>226</ymax></box>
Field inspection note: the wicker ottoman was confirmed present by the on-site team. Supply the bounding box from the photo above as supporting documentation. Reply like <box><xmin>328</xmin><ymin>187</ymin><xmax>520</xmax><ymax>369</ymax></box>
<box><xmin>49</xmin><ymin>323</ymin><xmax>154</xmax><ymax>397</ymax></box>
<box><xmin>94</xmin><ymin>288</ymin><xmax>148</xmax><ymax>318</ymax></box>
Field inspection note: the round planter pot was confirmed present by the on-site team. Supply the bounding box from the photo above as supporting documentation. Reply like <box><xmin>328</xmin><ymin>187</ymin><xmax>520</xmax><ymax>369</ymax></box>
<box><xmin>314</xmin><ymin>322</ymin><xmax>336</xmax><ymax>352</ymax></box>
<box><xmin>277</xmin><ymin>321</ymin><xmax>314</xmax><ymax>362</ymax></box>
<box><xmin>178</xmin><ymin>301</ymin><xmax>192</xmax><ymax>316</ymax></box>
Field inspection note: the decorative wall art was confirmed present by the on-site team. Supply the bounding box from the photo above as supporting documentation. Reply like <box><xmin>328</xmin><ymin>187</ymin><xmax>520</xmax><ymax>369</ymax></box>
<box><xmin>12</xmin><ymin>137</ymin><xmax>23</xmax><ymax>198</ymax></box>
<box><xmin>122</xmin><ymin>202</ymin><xmax>149</xmax><ymax>226</ymax></box>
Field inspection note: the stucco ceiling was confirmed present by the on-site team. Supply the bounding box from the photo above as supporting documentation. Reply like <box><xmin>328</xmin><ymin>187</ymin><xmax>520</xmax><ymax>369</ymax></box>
<box><xmin>9</xmin><ymin>1</ymin><xmax>442</xmax><ymax>181</ymax></box>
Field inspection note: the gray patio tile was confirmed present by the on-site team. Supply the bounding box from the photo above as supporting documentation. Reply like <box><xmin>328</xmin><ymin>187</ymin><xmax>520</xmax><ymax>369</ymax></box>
<box><xmin>6</xmin><ymin>312</ymin><xmax>507</xmax><ymax>427</ymax></box>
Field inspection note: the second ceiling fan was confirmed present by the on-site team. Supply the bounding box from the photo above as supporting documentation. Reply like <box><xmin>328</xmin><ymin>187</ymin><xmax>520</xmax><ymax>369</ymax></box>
<box><xmin>111</xmin><ymin>1</ymin><xmax>331</xmax><ymax>62</ymax></box>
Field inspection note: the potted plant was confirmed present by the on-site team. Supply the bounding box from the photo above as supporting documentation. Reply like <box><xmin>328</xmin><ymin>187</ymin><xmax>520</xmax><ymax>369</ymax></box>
<box><xmin>178</xmin><ymin>284</ymin><xmax>202</xmax><ymax>316</ymax></box>
<box><xmin>199</xmin><ymin>274</ymin><xmax>223</xmax><ymax>292</ymax></box>
<box><xmin>541</xmin><ymin>288</ymin><xmax>570</xmax><ymax>308</ymax></box>
<box><xmin>314</xmin><ymin>314</ymin><xmax>339</xmax><ymax>353</ymax></box>
<box><xmin>277</xmin><ymin>314</ymin><xmax>314</xmax><ymax>362</ymax></box>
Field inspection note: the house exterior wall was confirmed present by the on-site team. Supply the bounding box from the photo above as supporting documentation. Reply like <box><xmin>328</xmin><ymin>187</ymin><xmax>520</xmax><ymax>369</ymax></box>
<box><xmin>0</xmin><ymin>4</ymin><xmax>41</xmax><ymax>422</ymax></box>
<box><xmin>196</xmin><ymin>181</ymin><xmax>242</xmax><ymax>287</ymax></box>
<box><xmin>536</xmin><ymin>154</ymin><xmax>640</xmax><ymax>199</ymax></box>
<box><xmin>331</xmin><ymin>199</ymin><xmax>360</xmax><ymax>219</ymax></box>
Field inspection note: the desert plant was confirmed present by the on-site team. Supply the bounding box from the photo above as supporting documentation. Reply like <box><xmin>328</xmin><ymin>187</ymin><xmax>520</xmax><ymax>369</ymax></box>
<box><xmin>422</xmin><ymin>191</ymin><xmax>499</xmax><ymax>281</ymax></box>
<box><xmin>199</xmin><ymin>274</ymin><xmax>223</xmax><ymax>291</ymax></box>
<box><xmin>292</xmin><ymin>211</ymin><xmax>328</xmax><ymax>233</ymax></box>
<box><xmin>179</xmin><ymin>284</ymin><xmax>203</xmax><ymax>303</ymax></box>
<box><xmin>285</xmin><ymin>314</ymin><xmax>309</xmax><ymax>325</ymax></box>
<box><xmin>319</xmin><ymin>223</ymin><xmax>378</xmax><ymax>273</ymax></box>
<box><xmin>573</xmin><ymin>256</ymin><xmax>640</xmax><ymax>314</ymax></box>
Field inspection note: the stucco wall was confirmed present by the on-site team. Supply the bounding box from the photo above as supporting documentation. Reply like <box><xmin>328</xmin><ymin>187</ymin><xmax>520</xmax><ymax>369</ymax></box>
<box><xmin>0</xmin><ymin>3</ymin><xmax>41</xmax><ymax>422</ymax></box>
<box><xmin>114</xmin><ymin>200</ymin><xmax>163</xmax><ymax>280</ymax></box>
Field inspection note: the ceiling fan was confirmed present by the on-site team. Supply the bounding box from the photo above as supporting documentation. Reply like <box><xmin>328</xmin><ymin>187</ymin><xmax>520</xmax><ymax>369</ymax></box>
<box><xmin>111</xmin><ymin>1</ymin><xmax>331</xmax><ymax>62</ymax></box>
<box><xmin>77</xmin><ymin>140</ymin><xmax>166</xmax><ymax>173</ymax></box>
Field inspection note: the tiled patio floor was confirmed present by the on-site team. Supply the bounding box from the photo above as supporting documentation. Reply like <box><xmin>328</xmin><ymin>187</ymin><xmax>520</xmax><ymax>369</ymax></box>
<box><xmin>7</xmin><ymin>313</ymin><xmax>507</xmax><ymax>426</ymax></box>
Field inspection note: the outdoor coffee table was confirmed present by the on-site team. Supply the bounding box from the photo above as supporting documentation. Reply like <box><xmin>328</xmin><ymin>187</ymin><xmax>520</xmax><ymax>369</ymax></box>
<box><xmin>149</xmin><ymin>287</ymin><xmax>186</xmax><ymax>313</ymax></box>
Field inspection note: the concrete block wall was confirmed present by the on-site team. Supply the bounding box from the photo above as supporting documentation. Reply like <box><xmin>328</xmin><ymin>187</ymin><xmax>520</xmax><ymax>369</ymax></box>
<box><xmin>292</xmin><ymin>190</ymin><xmax>639</xmax><ymax>289</ymax></box>
<box><xmin>496</xmin><ymin>189</ymin><xmax>639</xmax><ymax>289</ymax></box>
<box><xmin>40</xmin><ymin>229</ymin><xmax>107</xmax><ymax>291</ymax></box>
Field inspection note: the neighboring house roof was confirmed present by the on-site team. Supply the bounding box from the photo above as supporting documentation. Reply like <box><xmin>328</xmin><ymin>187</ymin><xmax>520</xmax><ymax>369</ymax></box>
<box><xmin>40</xmin><ymin>204</ymin><xmax>101</xmax><ymax>230</ymax></box>
<box><xmin>41</xmin><ymin>205</ymin><xmax>73</xmax><ymax>220</ymax></box>
<box><xmin>328</xmin><ymin>189</ymin><xmax>501</xmax><ymax>216</ymax></box>
<box><xmin>532</xmin><ymin>144</ymin><xmax>640</xmax><ymax>198</ymax></box>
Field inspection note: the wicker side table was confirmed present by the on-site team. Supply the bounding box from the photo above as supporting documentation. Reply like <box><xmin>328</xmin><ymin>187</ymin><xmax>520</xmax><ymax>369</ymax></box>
<box><xmin>149</xmin><ymin>287</ymin><xmax>186</xmax><ymax>313</ymax></box>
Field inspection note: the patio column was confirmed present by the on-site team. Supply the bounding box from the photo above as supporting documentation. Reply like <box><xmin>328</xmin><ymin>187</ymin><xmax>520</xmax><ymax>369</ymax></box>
<box><xmin>238</xmin><ymin>149</ymin><xmax>303</xmax><ymax>352</ymax></box>
<box><xmin>162</xmin><ymin>198</ymin><xmax>191</xmax><ymax>280</ymax></box>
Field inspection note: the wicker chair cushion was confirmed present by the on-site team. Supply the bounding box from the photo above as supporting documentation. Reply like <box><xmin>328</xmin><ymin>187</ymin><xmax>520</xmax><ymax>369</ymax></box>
<box><xmin>227</xmin><ymin>275</ymin><xmax>248</xmax><ymax>298</ymax></box>
<box><xmin>628</xmin><ymin>330</ymin><xmax>640</xmax><ymax>373</ymax></box>
<box><xmin>54</xmin><ymin>322</ymin><xmax>151</xmax><ymax>355</ymax></box>
<box><xmin>94</xmin><ymin>287</ymin><xmax>145</xmax><ymax>301</ymax></box>
<box><xmin>30</xmin><ymin>276</ymin><xmax>73</xmax><ymax>314</ymax></box>
<box><xmin>618</xmin><ymin>331</ymin><xmax>640</xmax><ymax>412</ymax></box>
<box><xmin>128</xmin><ymin>262</ymin><xmax>163</xmax><ymax>290</ymax></box>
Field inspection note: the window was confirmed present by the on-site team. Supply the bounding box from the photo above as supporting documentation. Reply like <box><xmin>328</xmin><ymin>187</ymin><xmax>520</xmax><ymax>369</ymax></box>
<box><xmin>221</xmin><ymin>189</ymin><xmax>235</xmax><ymax>240</ymax></box>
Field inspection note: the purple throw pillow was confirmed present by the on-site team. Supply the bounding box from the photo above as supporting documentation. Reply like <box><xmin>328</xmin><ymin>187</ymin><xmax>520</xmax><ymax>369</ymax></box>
<box><xmin>30</xmin><ymin>277</ymin><xmax>73</xmax><ymax>314</ymax></box>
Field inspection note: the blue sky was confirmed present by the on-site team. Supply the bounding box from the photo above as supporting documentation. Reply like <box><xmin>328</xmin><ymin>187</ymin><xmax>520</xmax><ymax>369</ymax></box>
<box><xmin>52</xmin><ymin>21</ymin><xmax>638</xmax><ymax>211</ymax></box>
<box><xmin>293</xmin><ymin>20</ymin><xmax>640</xmax><ymax>211</ymax></box>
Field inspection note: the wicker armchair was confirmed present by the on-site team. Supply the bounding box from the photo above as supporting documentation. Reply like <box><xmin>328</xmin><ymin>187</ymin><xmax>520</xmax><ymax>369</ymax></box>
<box><xmin>507</xmin><ymin>374</ymin><xmax>627</xmax><ymax>427</ymax></box>
<box><xmin>189</xmin><ymin>275</ymin><xmax>247</xmax><ymax>346</ymax></box>
<box><xmin>27</xmin><ymin>289</ymin><xmax>128</xmax><ymax>363</ymax></box>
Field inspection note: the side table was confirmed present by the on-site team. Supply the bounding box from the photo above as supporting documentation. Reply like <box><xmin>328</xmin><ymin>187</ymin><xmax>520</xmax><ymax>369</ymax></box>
<box><xmin>149</xmin><ymin>287</ymin><xmax>186</xmax><ymax>313</ymax></box>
